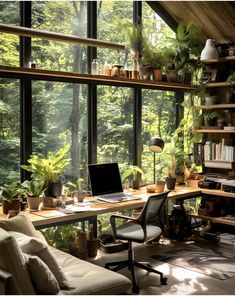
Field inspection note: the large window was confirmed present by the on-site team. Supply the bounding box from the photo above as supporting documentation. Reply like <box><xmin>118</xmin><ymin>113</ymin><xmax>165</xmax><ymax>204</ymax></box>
<box><xmin>97</xmin><ymin>86</ymin><xmax>133</xmax><ymax>172</ymax></box>
<box><xmin>141</xmin><ymin>89</ymin><xmax>176</xmax><ymax>183</ymax></box>
<box><xmin>32</xmin><ymin>81</ymin><xmax>88</xmax><ymax>182</ymax></box>
<box><xmin>0</xmin><ymin>79</ymin><xmax>20</xmax><ymax>184</ymax></box>
<box><xmin>0</xmin><ymin>1</ymin><xmax>183</xmax><ymax>188</ymax></box>
<box><xmin>32</xmin><ymin>1</ymin><xmax>87</xmax><ymax>73</ymax></box>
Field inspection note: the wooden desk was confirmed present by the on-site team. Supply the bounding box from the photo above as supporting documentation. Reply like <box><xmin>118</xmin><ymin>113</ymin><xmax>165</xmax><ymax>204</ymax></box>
<box><xmin>0</xmin><ymin>185</ymin><xmax>201</xmax><ymax>229</ymax></box>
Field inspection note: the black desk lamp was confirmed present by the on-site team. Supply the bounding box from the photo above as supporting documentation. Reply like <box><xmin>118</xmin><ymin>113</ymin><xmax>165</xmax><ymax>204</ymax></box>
<box><xmin>149</xmin><ymin>135</ymin><xmax>165</xmax><ymax>184</ymax></box>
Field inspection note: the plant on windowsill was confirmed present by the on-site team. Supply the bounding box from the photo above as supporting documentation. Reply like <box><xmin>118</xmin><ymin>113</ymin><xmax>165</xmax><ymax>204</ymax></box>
<box><xmin>121</xmin><ymin>165</ymin><xmax>143</xmax><ymax>190</ymax></box>
<box><xmin>21</xmin><ymin>144</ymin><xmax>71</xmax><ymax>197</ymax></box>
<box><xmin>0</xmin><ymin>183</ymin><xmax>22</xmax><ymax>214</ymax></box>
<box><xmin>141</xmin><ymin>44</ymin><xmax>164</xmax><ymax>81</ymax></box>
<box><xmin>20</xmin><ymin>179</ymin><xmax>46</xmax><ymax>210</ymax></box>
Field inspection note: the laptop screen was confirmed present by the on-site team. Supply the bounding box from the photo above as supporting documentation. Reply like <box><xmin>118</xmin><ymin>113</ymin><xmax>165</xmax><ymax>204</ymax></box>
<box><xmin>88</xmin><ymin>163</ymin><xmax>123</xmax><ymax>196</ymax></box>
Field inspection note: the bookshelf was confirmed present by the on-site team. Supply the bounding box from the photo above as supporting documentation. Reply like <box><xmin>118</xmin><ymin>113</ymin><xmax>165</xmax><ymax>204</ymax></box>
<box><xmin>191</xmin><ymin>55</ymin><xmax>235</xmax><ymax>230</ymax></box>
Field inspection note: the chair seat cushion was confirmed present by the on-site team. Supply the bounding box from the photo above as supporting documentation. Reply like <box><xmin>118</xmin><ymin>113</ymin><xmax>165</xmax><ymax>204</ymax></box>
<box><xmin>52</xmin><ymin>248</ymin><xmax>131</xmax><ymax>295</ymax></box>
<box><xmin>116</xmin><ymin>222</ymin><xmax>162</xmax><ymax>243</ymax></box>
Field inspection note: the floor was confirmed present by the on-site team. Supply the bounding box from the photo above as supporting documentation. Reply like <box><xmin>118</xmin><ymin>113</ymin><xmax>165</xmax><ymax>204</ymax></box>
<box><xmin>89</xmin><ymin>238</ymin><xmax>235</xmax><ymax>295</ymax></box>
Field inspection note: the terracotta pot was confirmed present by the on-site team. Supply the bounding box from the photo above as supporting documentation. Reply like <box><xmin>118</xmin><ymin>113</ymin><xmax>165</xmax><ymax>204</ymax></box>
<box><xmin>155</xmin><ymin>180</ymin><xmax>165</xmax><ymax>193</ymax></box>
<box><xmin>153</xmin><ymin>69</ymin><xmax>162</xmax><ymax>81</ymax></box>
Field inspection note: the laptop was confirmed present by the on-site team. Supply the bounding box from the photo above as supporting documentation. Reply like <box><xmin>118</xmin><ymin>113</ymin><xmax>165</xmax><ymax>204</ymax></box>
<box><xmin>88</xmin><ymin>163</ymin><xmax>141</xmax><ymax>203</ymax></box>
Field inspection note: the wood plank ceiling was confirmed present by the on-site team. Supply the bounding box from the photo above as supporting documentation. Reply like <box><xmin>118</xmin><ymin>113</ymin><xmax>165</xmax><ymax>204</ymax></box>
<box><xmin>156</xmin><ymin>1</ymin><xmax>235</xmax><ymax>44</ymax></box>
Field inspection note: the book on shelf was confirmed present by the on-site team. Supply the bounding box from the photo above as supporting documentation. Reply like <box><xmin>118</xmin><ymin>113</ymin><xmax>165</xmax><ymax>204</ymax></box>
<box><xmin>201</xmin><ymin>138</ymin><xmax>235</xmax><ymax>163</ymax></box>
<box><xmin>193</xmin><ymin>142</ymin><xmax>204</xmax><ymax>165</ymax></box>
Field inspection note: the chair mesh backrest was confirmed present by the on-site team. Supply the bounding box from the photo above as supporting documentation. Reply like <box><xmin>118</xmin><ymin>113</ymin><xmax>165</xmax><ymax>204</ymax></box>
<box><xmin>137</xmin><ymin>191</ymin><xmax>170</xmax><ymax>226</ymax></box>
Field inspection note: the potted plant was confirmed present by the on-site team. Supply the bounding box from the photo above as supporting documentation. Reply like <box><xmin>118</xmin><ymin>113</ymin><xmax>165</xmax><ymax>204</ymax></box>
<box><xmin>166</xmin><ymin>157</ymin><xmax>177</xmax><ymax>190</ymax></box>
<box><xmin>126</xmin><ymin>23</ymin><xmax>143</xmax><ymax>59</ymax></box>
<box><xmin>21</xmin><ymin>144</ymin><xmax>71</xmax><ymax>197</ymax></box>
<box><xmin>21</xmin><ymin>179</ymin><xmax>46</xmax><ymax>210</ymax></box>
<box><xmin>203</xmin><ymin>111</ymin><xmax>219</xmax><ymax>127</ymax></box>
<box><xmin>173</xmin><ymin>22</ymin><xmax>202</xmax><ymax>83</ymax></box>
<box><xmin>121</xmin><ymin>165</ymin><xmax>143</xmax><ymax>189</ymax></box>
<box><xmin>0</xmin><ymin>183</ymin><xmax>22</xmax><ymax>214</ymax></box>
<box><xmin>225</xmin><ymin>72</ymin><xmax>235</xmax><ymax>103</ymax></box>
<box><xmin>141</xmin><ymin>44</ymin><xmax>163</xmax><ymax>81</ymax></box>
<box><xmin>66</xmin><ymin>177</ymin><xmax>87</xmax><ymax>202</ymax></box>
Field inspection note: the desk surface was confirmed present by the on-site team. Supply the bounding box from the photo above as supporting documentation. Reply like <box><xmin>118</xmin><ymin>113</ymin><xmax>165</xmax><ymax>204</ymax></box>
<box><xmin>0</xmin><ymin>186</ymin><xmax>201</xmax><ymax>228</ymax></box>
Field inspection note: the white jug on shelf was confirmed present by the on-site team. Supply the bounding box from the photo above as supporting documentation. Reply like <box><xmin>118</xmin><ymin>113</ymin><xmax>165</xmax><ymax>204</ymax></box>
<box><xmin>200</xmin><ymin>39</ymin><xmax>219</xmax><ymax>61</ymax></box>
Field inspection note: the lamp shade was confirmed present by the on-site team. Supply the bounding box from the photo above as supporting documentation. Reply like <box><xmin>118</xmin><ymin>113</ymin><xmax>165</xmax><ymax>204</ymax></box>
<box><xmin>149</xmin><ymin>136</ymin><xmax>164</xmax><ymax>153</ymax></box>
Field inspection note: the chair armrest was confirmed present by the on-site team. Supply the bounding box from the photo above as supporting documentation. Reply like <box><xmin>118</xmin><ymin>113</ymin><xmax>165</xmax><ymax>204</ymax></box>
<box><xmin>110</xmin><ymin>214</ymin><xmax>137</xmax><ymax>221</ymax></box>
<box><xmin>110</xmin><ymin>214</ymin><xmax>138</xmax><ymax>238</ymax></box>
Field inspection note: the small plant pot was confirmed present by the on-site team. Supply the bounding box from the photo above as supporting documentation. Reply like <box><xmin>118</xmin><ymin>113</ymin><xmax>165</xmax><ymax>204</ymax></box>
<box><xmin>27</xmin><ymin>196</ymin><xmax>42</xmax><ymax>211</ymax></box>
<box><xmin>139</xmin><ymin>65</ymin><xmax>152</xmax><ymax>80</ymax></box>
<box><xmin>46</xmin><ymin>181</ymin><xmax>63</xmax><ymax>197</ymax></box>
<box><xmin>153</xmin><ymin>69</ymin><xmax>162</xmax><ymax>81</ymax></box>
<box><xmin>166</xmin><ymin>70</ymin><xmax>178</xmax><ymax>82</ymax></box>
<box><xmin>155</xmin><ymin>180</ymin><xmax>165</xmax><ymax>193</ymax></box>
<box><xmin>205</xmin><ymin>95</ymin><xmax>217</xmax><ymax>105</ymax></box>
<box><xmin>217</xmin><ymin>118</ymin><xmax>225</xmax><ymax>129</ymax></box>
<box><xmin>75</xmin><ymin>190</ymin><xmax>87</xmax><ymax>202</ymax></box>
<box><xmin>2</xmin><ymin>199</ymin><xmax>20</xmax><ymax>215</ymax></box>
<box><xmin>165</xmin><ymin>177</ymin><xmax>176</xmax><ymax>190</ymax></box>
<box><xmin>132</xmin><ymin>179</ymin><xmax>141</xmax><ymax>189</ymax></box>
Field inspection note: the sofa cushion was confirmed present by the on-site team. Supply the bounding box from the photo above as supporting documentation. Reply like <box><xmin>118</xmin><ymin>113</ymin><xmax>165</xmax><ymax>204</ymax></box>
<box><xmin>0</xmin><ymin>211</ymin><xmax>47</xmax><ymax>243</ymax></box>
<box><xmin>24</xmin><ymin>253</ymin><xmax>60</xmax><ymax>294</ymax></box>
<box><xmin>0</xmin><ymin>228</ymin><xmax>35</xmax><ymax>295</ymax></box>
<box><xmin>10</xmin><ymin>231</ymin><xmax>69</xmax><ymax>289</ymax></box>
<box><xmin>52</xmin><ymin>248</ymin><xmax>131</xmax><ymax>295</ymax></box>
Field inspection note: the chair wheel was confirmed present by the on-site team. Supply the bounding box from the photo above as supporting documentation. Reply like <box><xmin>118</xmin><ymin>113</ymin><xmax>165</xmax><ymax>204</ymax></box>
<box><xmin>132</xmin><ymin>285</ymin><xmax>140</xmax><ymax>293</ymax></box>
<box><xmin>160</xmin><ymin>276</ymin><xmax>168</xmax><ymax>285</ymax></box>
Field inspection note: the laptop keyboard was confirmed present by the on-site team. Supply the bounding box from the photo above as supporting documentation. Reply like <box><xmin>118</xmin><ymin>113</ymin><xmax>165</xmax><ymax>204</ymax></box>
<box><xmin>105</xmin><ymin>192</ymin><xmax>130</xmax><ymax>198</ymax></box>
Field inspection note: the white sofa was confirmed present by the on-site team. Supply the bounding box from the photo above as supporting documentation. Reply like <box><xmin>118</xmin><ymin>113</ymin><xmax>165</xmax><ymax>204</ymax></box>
<box><xmin>0</xmin><ymin>212</ymin><xmax>131</xmax><ymax>295</ymax></box>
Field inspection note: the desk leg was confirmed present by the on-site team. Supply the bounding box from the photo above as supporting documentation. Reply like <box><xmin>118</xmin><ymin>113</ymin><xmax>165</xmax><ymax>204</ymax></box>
<box><xmin>88</xmin><ymin>216</ymin><xmax>98</xmax><ymax>238</ymax></box>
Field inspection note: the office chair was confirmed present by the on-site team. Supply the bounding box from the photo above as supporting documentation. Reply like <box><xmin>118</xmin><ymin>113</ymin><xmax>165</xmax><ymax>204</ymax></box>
<box><xmin>105</xmin><ymin>190</ymin><xmax>170</xmax><ymax>293</ymax></box>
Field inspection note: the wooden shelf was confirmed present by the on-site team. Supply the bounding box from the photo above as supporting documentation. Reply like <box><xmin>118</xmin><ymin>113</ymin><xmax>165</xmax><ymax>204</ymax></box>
<box><xmin>0</xmin><ymin>65</ymin><xmax>196</xmax><ymax>91</ymax></box>
<box><xmin>200</xmin><ymin>188</ymin><xmax>235</xmax><ymax>199</ymax></box>
<box><xmin>202</xmin><ymin>55</ymin><xmax>235</xmax><ymax>64</ymax></box>
<box><xmin>204</xmin><ymin>160</ymin><xmax>234</xmax><ymax>169</ymax></box>
<box><xmin>206</xmin><ymin>81</ymin><xmax>235</xmax><ymax>88</ymax></box>
<box><xmin>193</xmin><ymin>129</ymin><xmax>235</xmax><ymax>133</ymax></box>
<box><xmin>189</xmin><ymin>212</ymin><xmax>235</xmax><ymax>227</ymax></box>
<box><xmin>197</xmin><ymin>104</ymin><xmax>235</xmax><ymax>109</ymax></box>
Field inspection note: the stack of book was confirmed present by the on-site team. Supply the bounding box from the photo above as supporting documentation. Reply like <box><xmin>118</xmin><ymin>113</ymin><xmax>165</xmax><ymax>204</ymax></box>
<box><xmin>194</xmin><ymin>139</ymin><xmax>235</xmax><ymax>168</ymax></box>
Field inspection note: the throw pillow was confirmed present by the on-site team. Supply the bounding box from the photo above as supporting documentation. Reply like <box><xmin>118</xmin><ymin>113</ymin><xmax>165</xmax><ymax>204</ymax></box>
<box><xmin>24</xmin><ymin>253</ymin><xmax>60</xmax><ymax>294</ymax></box>
<box><xmin>0</xmin><ymin>211</ymin><xmax>47</xmax><ymax>242</ymax></box>
<box><xmin>10</xmin><ymin>231</ymin><xmax>69</xmax><ymax>289</ymax></box>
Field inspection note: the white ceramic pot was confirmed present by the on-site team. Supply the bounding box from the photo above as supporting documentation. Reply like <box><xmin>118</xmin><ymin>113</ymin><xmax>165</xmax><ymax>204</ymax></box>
<box><xmin>201</xmin><ymin>39</ymin><xmax>219</xmax><ymax>61</ymax></box>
